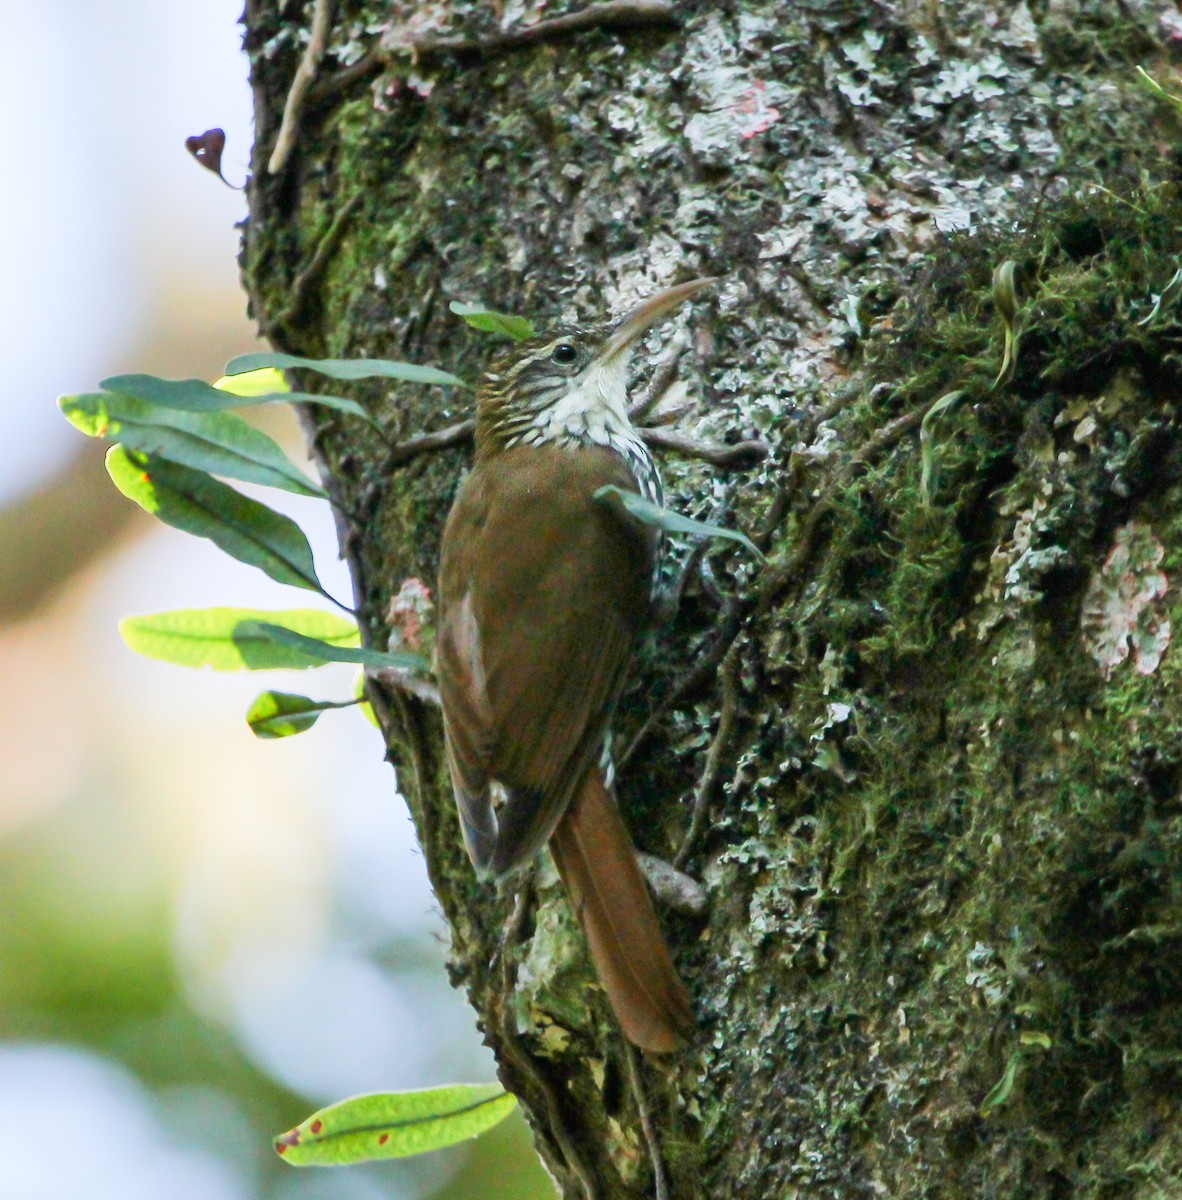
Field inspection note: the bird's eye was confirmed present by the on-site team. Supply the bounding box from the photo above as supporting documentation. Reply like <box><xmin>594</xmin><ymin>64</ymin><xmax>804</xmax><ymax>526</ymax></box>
<box><xmin>551</xmin><ymin>343</ymin><xmax>578</xmax><ymax>365</ymax></box>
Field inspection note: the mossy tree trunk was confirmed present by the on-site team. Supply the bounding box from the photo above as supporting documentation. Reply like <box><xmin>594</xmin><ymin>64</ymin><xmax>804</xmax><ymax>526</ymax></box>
<box><xmin>241</xmin><ymin>2</ymin><xmax>1182</xmax><ymax>1197</ymax></box>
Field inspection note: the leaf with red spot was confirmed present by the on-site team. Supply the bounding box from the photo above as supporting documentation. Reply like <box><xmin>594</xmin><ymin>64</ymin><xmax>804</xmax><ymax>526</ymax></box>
<box><xmin>105</xmin><ymin>447</ymin><xmax>340</xmax><ymax>601</ymax></box>
<box><xmin>274</xmin><ymin>1084</ymin><xmax>515</xmax><ymax>1166</ymax></box>
<box><xmin>58</xmin><ymin>390</ymin><xmax>325</xmax><ymax>498</ymax></box>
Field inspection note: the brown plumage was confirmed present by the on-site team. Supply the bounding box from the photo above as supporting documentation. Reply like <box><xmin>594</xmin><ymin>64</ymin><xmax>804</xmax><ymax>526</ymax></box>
<box><xmin>436</xmin><ymin>281</ymin><xmax>709</xmax><ymax>1053</ymax></box>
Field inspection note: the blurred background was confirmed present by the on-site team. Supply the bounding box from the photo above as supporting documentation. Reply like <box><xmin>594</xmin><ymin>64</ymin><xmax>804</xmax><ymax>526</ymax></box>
<box><xmin>0</xmin><ymin>2</ymin><xmax>551</xmax><ymax>1196</ymax></box>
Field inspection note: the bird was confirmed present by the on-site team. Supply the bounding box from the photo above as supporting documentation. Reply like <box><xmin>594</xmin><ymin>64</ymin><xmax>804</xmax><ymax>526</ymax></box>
<box><xmin>435</xmin><ymin>278</ymin><xmax>711</xmax><ymax>1053</ymax></box>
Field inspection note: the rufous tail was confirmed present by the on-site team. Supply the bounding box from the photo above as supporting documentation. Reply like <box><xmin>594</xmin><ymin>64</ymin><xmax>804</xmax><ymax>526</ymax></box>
<box><xmin>549</xmin><ymin>768</ymin><xmax>696</xmax><ymax>1054</ymax></box>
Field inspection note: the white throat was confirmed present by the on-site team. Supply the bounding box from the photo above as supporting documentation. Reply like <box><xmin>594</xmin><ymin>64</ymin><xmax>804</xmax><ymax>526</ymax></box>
<box><xmin>537</xmin><ymin>354</ymin><xmax>633</xmax><ymax>447</ymax></box>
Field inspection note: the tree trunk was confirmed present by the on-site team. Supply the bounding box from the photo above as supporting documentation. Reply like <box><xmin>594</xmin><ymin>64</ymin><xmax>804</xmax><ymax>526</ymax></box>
<box><xmin>240</xmin><ymin>2</ymin><xmax>1182</xmax><ymax>1196</ymax></box>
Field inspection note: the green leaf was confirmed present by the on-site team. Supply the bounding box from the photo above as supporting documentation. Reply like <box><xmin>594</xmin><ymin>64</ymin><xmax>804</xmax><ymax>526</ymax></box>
<box><xmin>235</xmin><ymin>621</ymin><xmax>430</xmax><ymax>673</ymax></box>
<box><xmin>1136</xmin><ymin>65</ymin><xmax>1182</xmax><ymax>115</ymax></box>
<box><xmin>224</xmin><ymin>351</ymin><xmax>468</xmax><ymax>389</ymax></box>
<box><xmin>246</xmin><ymin>690</ymin><xmax>359</xmax><ymax>738</ymax></box>
<box><xmin>106</xmin><ymin>447</ymin><xmax>341</xmax><ymax>603</ymax></box>
<box><xmin>120</xmin><ymin>608</ymin><xmax>361</xmax><ymax>671</ymax></box>
<box><xmin>593</xmin><ymin>485</ymin><xmax>765</xmax><ymax>560</ymax></box>
<box><xmin>448</xmin><ymin>302</ymin><xmax>535</xmax><ymax>341</ymax></box>
<box><xmin>919</xmin><ymin>390</ymin><xmax>967</xmax><ymax>505</ymax></box>
<box><xmin>979</xmin><ymin>1053</ymin><xmax>1020</xmax><ymax>1118</ymax></box>
<box><xmin>1019</xmin><ymin>1030</ymin><xmax>1052</xmax><ymax>1050</ymax></box>
<box><xmin>275</xmin><ymin>1084</ymin><xmax>516</xmax><ymax>1167</ymax></box>
<box><xmin>102</xmin><ymin>372</ymin><xmax>373</xmax><ymax>424</ymax></box>
<box><xmin>59</xmin><ymin>390</ymin><xmax>325</xmax><ymax>498</ymax></box>
<box><xmin>1137</xmin><ymin>265</ymin><xmax>1182</xmax><ymax>327</ymax></box>
<box><xmin>992</xmin><ymin>260</ymin><xmax>1020</xmax><ymax>389</ymax></box>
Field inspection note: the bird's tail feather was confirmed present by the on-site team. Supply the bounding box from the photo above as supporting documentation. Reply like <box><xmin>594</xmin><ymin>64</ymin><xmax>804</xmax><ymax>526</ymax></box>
<box><xmin>549</xmin><ymin>769</ymin><xmax>696</xmax><ymax>1054</ymax></box>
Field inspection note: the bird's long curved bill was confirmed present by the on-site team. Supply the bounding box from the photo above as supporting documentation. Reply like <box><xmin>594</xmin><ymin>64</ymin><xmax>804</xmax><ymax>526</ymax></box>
<box><xmin>597</xmin><ymin>277</ymin><xmax>715</xmax><ymax>363</ymax></box>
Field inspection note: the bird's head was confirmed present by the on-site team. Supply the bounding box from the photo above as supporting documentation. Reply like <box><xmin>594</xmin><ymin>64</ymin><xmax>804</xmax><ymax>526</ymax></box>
<box><xmin>474</xmin><ymin>278</ymin><xmax>713</xmax><ymax>455</ymax></box>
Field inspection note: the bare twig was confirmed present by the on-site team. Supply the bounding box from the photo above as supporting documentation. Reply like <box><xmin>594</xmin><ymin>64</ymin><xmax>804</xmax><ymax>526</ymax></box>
<box><xmin>376</xmin><ymin>416</ymin><xmax>765</xmax><ymax>474</ymax></box>
<box><xmin>629</xmin><ymin>328</ymin><xmax>690</xmax><ymax>423</ymax></box>
<box><xmin>636</xmin><ymin>852</ymin><xmax>707</xmax><ymax>915</ymax></box>
<box><xmin>268</xmin><ymin>0</ymin><xmax>335</xmax><ymax>173</ymax></box>
<box><xmin>622</xmin><ymin>1043</ymin><xmax>671</xmax><ymax>1200</ymax></box>
<box><xmin>272</xmin><ymin>190</ymin><xmax>364</xmax><ymax>331</ymax></box>
<box><xmin>309</xmin><ymin>0</ymin><xmax>677</xmax><ymax>106</ymax></box>
<box><xmin>408</xmin><ymin>0</ymin><xmax>676</xmax><ymax>58</ymax></box>
<box><xmin>674</xmin><ymin>643</ymin><xmax>741</xmax><ymax>869</ymax></box>
<box><xmin>385</xmin><ymin>418</ymin><xmax>474</xmax><ymax>468</ymax></box>
<box><xmin>641</xmin><ymin>427</ymin><xmax>770</xmax><ymax>470</ymax></box>
<box><xmin>619</xmin><ymin>599</ymin><xmax>745</xmax><ymax>771</ymax></box>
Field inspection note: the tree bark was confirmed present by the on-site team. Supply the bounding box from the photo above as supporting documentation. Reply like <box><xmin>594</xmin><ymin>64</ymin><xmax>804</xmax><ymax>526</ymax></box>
<box><xmin>241</xmin><ymin>2</ymin><xmax>1182</xmax><ymax>1196</ymax></box>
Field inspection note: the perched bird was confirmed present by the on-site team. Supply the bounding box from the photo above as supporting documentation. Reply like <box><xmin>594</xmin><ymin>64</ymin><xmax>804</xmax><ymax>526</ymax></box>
<box><xmin>436</xmin><ymin>279</ymin><xmax>711</xmax><ymax>1053</ymax></box>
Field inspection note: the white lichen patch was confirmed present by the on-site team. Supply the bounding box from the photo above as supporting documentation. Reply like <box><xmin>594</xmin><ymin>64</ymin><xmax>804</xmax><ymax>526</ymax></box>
<box><xmin>1080</xmin><ymin>520</ymin><xmax>1172</xmax><ymax>678</ymax></box>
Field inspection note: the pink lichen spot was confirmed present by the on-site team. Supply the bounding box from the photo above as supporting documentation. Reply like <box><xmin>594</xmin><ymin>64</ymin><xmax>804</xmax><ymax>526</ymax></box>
<box><xmin>733</xmin><ymin>80</ymin><xmax>781</xmax><ymax>139</ymax></box>
<box><xmin>276</xmin><ymin>1143</ymin><xmax>288</xmax><ymax>1155</ymax></box>
<box><xmin>310</xmin><ymin>1119</ymin><xmax>323</xmax><ymax>1134</ymax></box>
<box><xmin>1080</xmin><ymin>520</ymin><xmax>1172</xmax><ymax>677</ymax></box>
<box><xmin>386</xmin><ymin>576</ymin><xmax>435</xmax><ymax>653</ymax></box>
<box><xmin>379</xmin><ymin>1133</ymin><xmax>390</xmax><ymax>1146</ymax></box>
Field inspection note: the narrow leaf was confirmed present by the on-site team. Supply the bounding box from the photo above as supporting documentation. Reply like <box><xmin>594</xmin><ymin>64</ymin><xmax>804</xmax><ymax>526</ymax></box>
<box><xmin>992</xmin><ymin>260</ymin><xmax>1020</xmax><ymax>389</ymax></box>
<box><xmin>106</xmin><ymin>447</ymin><xmax>338</xmax><ymax>601</ymax></box>
<box><xmin>102</xmin><ymin>372</ymin><xmax>373</xmax><ymax>423</ymax></box>
<box><xmin>274</xmin><ymin>1084</ymin><xmax>516</xmax><ymax>1166</ymax></box>
<box><xmin>1136</xmin><ymin>65</ymin><xmax>1182</xmax><ymax>115</ymax></box>
<box><xmin>120</xmin><ymin>608</ymin><xmax>360</xmax><ymax>671</ymax></box>
<box><xmin>449</xmin><ymin>302</ymin><xmax>535</xmax><ymax>341</ymax></box>
<box><xmin>224</xmin><ymin>351</ymin><xmax>468</xmax><ymax>389</ymax></box>
<box><xmin>59</xmin><ymin>390</ymin><xmax>325</xmax><ymax>498</ymax></box>
<box><xmin>919</xmin><ymin>390</ymin><xmax>967</xmax><ymax>505</ymax></box>
<box><xmin>235</xmin><ymin>621</ymin><xmax>430</xmax><ymax>673</ymax></box>
<box><xmin>594</xmin><ymin>485</ymin><xmax>764</xmax><ymax>560</ymax></box>
<box><xmin>1137</xmin><ymin>265</ymin><xmax>1182</xmax><ymax>327</ymax></box>
<box><xmin>246</xmin><ymin>690</ymin><xmax>359</xmax><ymax>738</ymax></box>
<box><xmin>979</xmin><ymin>1053</ymin><xmax>1020</xmax><ymax>1118</ymax></box>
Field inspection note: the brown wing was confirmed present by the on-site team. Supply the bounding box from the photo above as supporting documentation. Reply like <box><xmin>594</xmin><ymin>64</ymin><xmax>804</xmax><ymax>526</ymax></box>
<box><xmin>436</xmin><ymin>442</ymin><xmax>656</xmax><ymax>877</ymax></box>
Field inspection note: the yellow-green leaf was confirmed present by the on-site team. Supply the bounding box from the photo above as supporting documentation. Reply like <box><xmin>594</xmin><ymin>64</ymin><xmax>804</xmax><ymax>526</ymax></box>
<box><xmin>120</xmin><ymin>608</ymin><xmax>360</xmax><ymax>671</ymax></box>
<box><xmin>106</xmin><ymin>447</ymin><xmax>338</xmax><ymax>602</ymax></box>
<box><xmin>275</xmin><ymin>1084</ymin><xmax>516</xmax><ymax>1167</ymax></box>
<box><xmin>246</xmin><ymin>690</ymin><xmax>358</xmax><ymax>738</ymax></box>
<box><xmin>213</xmin><ymin>367</ymin><xmax>290</xmax><ymax>396</ymax></box>
<box><xmin>59</xmin><ymin>390</ymin><xmax>324</xmax><ymax>497</ymax></box>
